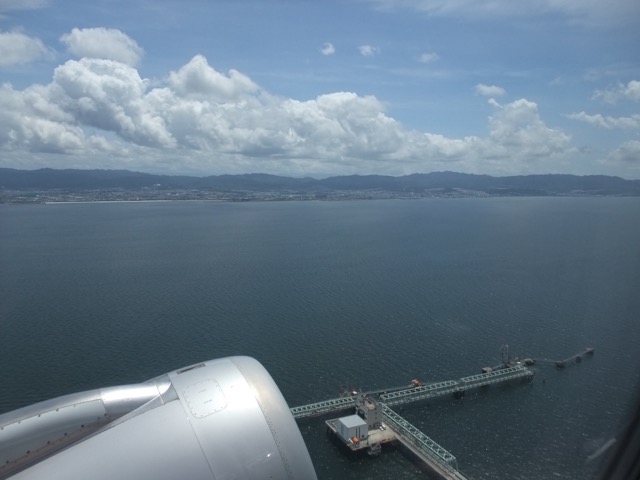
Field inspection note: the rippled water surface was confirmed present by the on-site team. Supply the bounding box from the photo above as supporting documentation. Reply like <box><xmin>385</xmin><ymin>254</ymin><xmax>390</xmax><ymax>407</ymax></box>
<box><xmin>1</xmin><ymin>198</ymin><xmax>639</xmax><ymax>479</ymax></box>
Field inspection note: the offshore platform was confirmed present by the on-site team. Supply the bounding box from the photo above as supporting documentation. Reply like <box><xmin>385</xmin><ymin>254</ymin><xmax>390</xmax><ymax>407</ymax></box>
<box><xmin>289</xmin><ymin>346</ymin><xmax>594</xmax><ymax>479</ymax></box>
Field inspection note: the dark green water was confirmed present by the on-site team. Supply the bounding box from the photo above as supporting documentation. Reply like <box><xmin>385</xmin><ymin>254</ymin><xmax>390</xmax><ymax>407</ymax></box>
<box><xmin>1</xmin><ymin>198</ymin><xmax>639</xmax><ymax>479</ymax></box>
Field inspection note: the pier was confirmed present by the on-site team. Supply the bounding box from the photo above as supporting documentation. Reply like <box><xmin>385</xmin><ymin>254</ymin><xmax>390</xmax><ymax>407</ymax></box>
<box><xmin>381</xmin><ymin>364</ymin><xmax>532</xmax><ymax>407</ymax></box>
<box><xmin>382</xmin><ymin>405</ymin><xmax>467</xmax><ymax>480</ymax></box>
<box><xmin>290</xmin><ymin>364</ymin><xmax>533</xmax><ymax>420</ymax></box>
<box><xmin>533</xmin><ymin>347</ymin><xmax>595</xmax><ymax>368</ymax></box>
<box><xmin>290</xmin><ymin>348</ymin><xmax>593</xmax><ymax>479</ymax></box>
<box><xmin>291</xmin><ymin>365</ymin><xmax>533</xmax><ymax>479</ymax></box>
<box><xmin>554</xmin><ymin>347</ymin><xmax>594</xmax><ymax>368</ymax></box>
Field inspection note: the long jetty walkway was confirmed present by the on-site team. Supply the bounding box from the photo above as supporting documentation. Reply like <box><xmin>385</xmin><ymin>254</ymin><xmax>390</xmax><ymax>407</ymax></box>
<box><xmin>381</xmin><ymin>364</ymin><xmax>532</xmax><ymax>406</ymax></box>
<box><xmin>382</xmin><ymin>405</ymin><xmax>468</xmax><ymax>480</ymax></box>
<box><xmin>290</xmin><ymin>364</ymin><xmax>533</xmax><ymax>419</ymax></box>
<box><xmin>536</xmin><ymin>347</ymin><xmax>594</xmax><ymax>368</ymax></box>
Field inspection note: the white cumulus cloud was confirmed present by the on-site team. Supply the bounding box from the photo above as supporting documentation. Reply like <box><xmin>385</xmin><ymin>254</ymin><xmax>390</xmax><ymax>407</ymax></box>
<box><xmin>567</xmin><ymin>111</ymin><xmax>640</xmax><ymax>130</ymax></box>
<box><xmin>320</xmin><ymin>42</ymin><xmax>335</xmax><ymax>56</ymax></box>
<box><xmin>168</xmin><ymin>55</ymin><xmax>259</xmax><ymax>101</ymax></box>
<box><xmin>359</xmin><ymin>45</ymin><xmax>380</xmax><ymax>56</ymax></box>
<box><xmin>0</xmin><ymin>30</ymin><xmax>52</xmax><ymax>67</ymax></box>
<box><xmin>419</xmin><ymin>52</ymin><xmax>439</xmax><ymax>63</ymax></box>
<box><xmin>605</xmin><ymin>140</ymin><xmax>640</xmax><ymax>167</ymax></box>
<box><xmin>0</xmin><ymin>52</ymin><xmax>578</xmax><ymax>176</ymax></box>
<box><xmin>593</xmin><ymin>80</ymin><xmax>640</xmax><ymax>104</ymax></box>
<box><xmin>60</xmin><ymin>27</ymin><xmax>144</xmax><ymax>66</ymax></box>
<box><xmin>475</xmin><ymin>83</ymin><xmax>506</xmax><ymax>97</ymax></box>
<box><xmin>50</xmin><ymin>58</ymin><xmax>175</xmax><ymax>148</ymax></box>
<box><xmin>486</xmin><ymin>98</ymin><xmax>572</xmax><ymax>160</ymax></box>
<box><xmin>0</xmin><ymin>82</ymin><xmax>87</xmax><ymax>153</ymax></box>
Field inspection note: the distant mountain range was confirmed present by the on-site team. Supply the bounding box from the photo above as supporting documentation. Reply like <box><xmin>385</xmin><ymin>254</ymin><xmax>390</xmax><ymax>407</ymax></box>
<box><xmin>1</xmin><ymin>168</ymin><xmax>640</xmax><ymax>196</ymax></box>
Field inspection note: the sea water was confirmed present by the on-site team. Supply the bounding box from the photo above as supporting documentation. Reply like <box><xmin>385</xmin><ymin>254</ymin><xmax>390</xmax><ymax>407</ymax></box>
<box><xmin>1</xmin><ymin>197</ymin><xmax>639</xmax><ymax>479</ymax></box>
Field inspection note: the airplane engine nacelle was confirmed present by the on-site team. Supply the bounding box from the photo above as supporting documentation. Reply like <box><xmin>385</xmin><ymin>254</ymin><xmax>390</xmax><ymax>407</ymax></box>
<box><xmin>0</xmin><ymin>356</ymin><xmax>317</xmax><ymax>480</ymax></box>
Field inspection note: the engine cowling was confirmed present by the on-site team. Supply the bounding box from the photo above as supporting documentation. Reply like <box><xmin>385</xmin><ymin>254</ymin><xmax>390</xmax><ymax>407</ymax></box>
<box><xmin>0</xmin><ymin>356</ymin><xmax>317</xmax><ymax>480</ymax></box>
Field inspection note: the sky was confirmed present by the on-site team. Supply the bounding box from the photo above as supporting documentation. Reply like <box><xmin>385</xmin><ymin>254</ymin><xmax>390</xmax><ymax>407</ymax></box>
<box><xmin>0</xmin><ymin>0</ymin><xmax>639</xmax><ymax>178</ymax></box>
